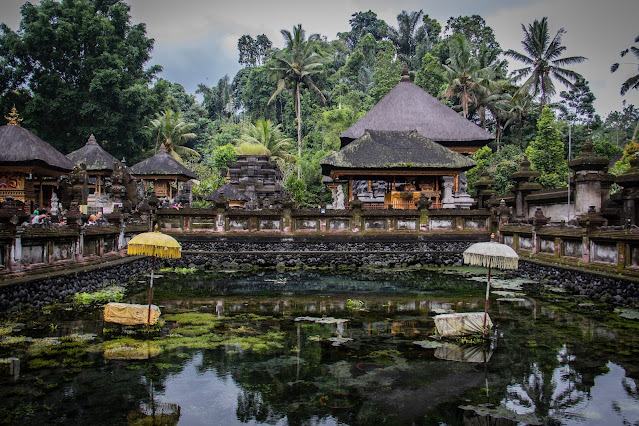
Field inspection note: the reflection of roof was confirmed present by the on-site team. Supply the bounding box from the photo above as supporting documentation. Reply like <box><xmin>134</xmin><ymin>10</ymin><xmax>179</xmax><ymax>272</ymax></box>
<box><xmin>321</xmin><ymin>130</ymin><xmax>476</xmax><ymax>175</ymax></box>
<box><xmin>340</xmin><ymin>80</ymin><xmax>493</xmax><ymax>147</ymax></box>
<box><xmin>205</xmin><ymin>183</ymin><xmax>249</xmax><ymax>201</ymax></box>
<box><xmin>67</xmin><ymin>134</ymin><xmax>122</xmax><ymax>172</ymax></box>
<box><xmin>0</xmin><ymin>125</ymin><xmax>74</xmax><ymax>172</ymax></box>
<box><xmin>129</xmin><ymin>144</ymin><xmax>196</xmax><ymax>180</ymax></box>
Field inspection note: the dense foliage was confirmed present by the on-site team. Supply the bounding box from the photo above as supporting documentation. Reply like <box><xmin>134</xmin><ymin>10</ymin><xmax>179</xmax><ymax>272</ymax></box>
<box><xmin>1</xmin><ymin>2</ymin><xmax>637</xmax><ymax>206</ymax></box>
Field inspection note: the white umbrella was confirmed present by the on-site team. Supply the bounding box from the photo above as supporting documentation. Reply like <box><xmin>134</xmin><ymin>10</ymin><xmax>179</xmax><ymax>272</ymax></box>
<box><xmin>463</xmin><ymin>236</ymin><xmax>519</xmax><ymax>337</ymax></box>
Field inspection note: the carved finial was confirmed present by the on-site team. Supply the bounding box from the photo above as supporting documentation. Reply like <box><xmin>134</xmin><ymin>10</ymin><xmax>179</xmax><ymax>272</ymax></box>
<box><xmin>225</xmin><ymin>169</ymin><xmax>231</xmax><ymax>183</ymax></box>
<box><xmin>5</xmin><ymin>105</ymin><xmax>22</xmax><ymax>126</ymax></box>
<box><xmin>401</xmin><ymin>62</ymin><xmax>411</xmax><ymax>81</ymax></box>
<box><xmin>87</xmin><ymin>134</ymin><xmax>97</xmax><ymax>145</ymax></box>
<box><xmin>582</xmin><ymin>136</ymin><xmax>594</xmax><ymax>153</ymax></box>
<box><xmin>158</xmin><ymin>143</ymin><xmax>167</xmax><ymax>153</ymax></box>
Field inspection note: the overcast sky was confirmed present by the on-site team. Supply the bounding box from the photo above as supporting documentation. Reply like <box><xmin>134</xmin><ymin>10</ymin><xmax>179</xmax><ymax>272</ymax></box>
<box><xmin>2</xmin><ymin>0</ymin><xmax>638</xmax><ymax>117</ymax></box>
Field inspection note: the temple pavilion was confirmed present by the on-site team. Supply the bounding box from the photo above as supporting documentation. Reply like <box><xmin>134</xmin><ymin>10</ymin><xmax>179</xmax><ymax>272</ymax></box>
<box><xmin>129</xmin><ymin>144</ymin><xmax>196</xmax><ymax>199</ymax></box>
<box><xmin>66</xmin><ymin>134</ymin><xmax>123</xmax><ymax>197</ymax></box>
<box><xmin>0</xmin><ymin>107</ymin><xmax>74</xmax><ymax>211</ymax></box>
<box><xmin>321</xmin><ymin>69</ymin><xmax>493</xmax><ymax>209</ymax></box>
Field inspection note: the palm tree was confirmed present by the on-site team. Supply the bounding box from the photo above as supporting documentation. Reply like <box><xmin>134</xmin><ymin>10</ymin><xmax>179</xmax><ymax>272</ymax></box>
<box><xmin>441</xmin><ymin>34</ymin><xmax>496</xmax><ymax>118</ymax></box>
<box><xmin>268</xmin><ymin>24</ymin><xmax>327</xmax><ymax>177</ymax></box>
<box><xmin>238</xmin><ymin>119</ymin><xmax>295</xmax><ymax>163</ymax></box>
<box><xmin>149</xmin><ymin>108</ymin><xmax>200</xmax><ymax>163</ymax></box>
<box><xmin>504</xmin><ymin>17</ymin><xmax>586</xmax><ymax>110</ymax></box>
<box><xmin>611</xmin><ymin>34</ymin><xmax>639</xmax><ymax>95</ymax></box>
<box><xmin>505</xmin><ymin>94</ymin><xmax>536</xmax><ymax>149</ymax></box>
<box><xmin>388</xmin><ymin>10</ymin><xmax>428</xmax><ymax>68</ymax></box>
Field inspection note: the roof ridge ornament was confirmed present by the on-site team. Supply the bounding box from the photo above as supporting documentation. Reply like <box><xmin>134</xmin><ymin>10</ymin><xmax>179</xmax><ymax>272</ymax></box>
<box><xmin>5</xmin><ymin>105</ymin><xmax>22</xmax><ymax>126</ymax></box>
<box><xmin>87</xmin><ymin>134</ymin><xmax>98</xmax><ymax>145</ymax></box>
<box><xmin>401</xmin><ymin>62</ymin><xmax>411</xmax><ymax>82</ymax></box>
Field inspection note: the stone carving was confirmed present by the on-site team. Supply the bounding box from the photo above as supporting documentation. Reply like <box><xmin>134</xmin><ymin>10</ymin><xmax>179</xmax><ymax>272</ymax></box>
<box><xmin>50</xmin><ymin>192</ymin><xmax>61</xmax><ymax>215</ymax></box>
<box><xmin>335</xmin><ymin>185</ymin><xmax>345</xmax><ymax>209</ymax></box>
<box><xmin>70</xmin><ymin>162</ymin><xmax>88</xmax><ymax>205</ymax></box>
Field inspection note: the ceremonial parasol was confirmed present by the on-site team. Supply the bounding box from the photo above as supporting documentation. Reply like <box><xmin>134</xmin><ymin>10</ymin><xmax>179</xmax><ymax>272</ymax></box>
<box><xmin>127</xmin><ymin>228</ymin><xmax>181</xmax><ymax>329</ymax></box>
<box><xmin>463</xmin><ymin>235</ymin><xmax>519</xmax><ymax>337</ymax></box>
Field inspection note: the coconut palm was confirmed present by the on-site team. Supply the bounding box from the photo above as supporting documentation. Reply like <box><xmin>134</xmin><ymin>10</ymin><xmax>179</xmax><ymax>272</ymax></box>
<box><xmin>388</xmin><ymin>10</ymin><xmax>428</xmax><ymax>68</ymax></box>
<box><xmin>441</xmin><ymin>34</ymin><xmax>496</xmax><ymax>118</ymax></box>
<box><xmin>238</xmin><ymin>119</ymin><xmax>295</xmax><ymax>163</ymax></box>
<box><xmin>504</xmin><ymin>17</ymin><xmax>586</xmax><ymax>110</ymax></box>
<box><xmin>268</xmin><ymin>25</ymin><xmax>327</xmax><ymax>176</ymax></box>
<box><xmin>611</xmin><ymin>34</ymin><xmax>639</xmax><ymax>96</ymax></box>
<box><xmin>505</xmin><ymin>94</ymin><xmax>536</xmax><ymax>149</ymax></box>
<box><xmin>149</xmin><ymin>108</ymin><xmax>200</xmax><ymax>163</ymax></box>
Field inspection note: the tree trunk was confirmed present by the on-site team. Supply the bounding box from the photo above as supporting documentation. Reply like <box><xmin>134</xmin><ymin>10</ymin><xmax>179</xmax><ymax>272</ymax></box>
<box><xmin>296</xmin><ymin>82</ymin><xmax>302</xmax><ymax>179</ymax></box>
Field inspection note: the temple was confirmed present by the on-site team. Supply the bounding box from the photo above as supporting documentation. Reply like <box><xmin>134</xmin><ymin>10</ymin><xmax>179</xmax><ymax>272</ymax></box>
<box><xmin>0</xmin><ymin>107</ymin><xmax>74</xmax><ymax>211</ymax></box>
<box><xmin>321</xmin><ymin>67</ymin><xmax>493</xmax><ymax>209</ymax></box>
<box><xmin>129</xmin><ymin>144</ymin><xmax>196</xmax><ymax>199</ymax></box>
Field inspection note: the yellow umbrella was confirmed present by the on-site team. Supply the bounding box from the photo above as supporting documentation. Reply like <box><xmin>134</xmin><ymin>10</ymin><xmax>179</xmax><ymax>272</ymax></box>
<box><xmin>463</xmin><ymin>234</ymin><xmax>519</xmax><ymax>338</ymax></box>
<box><xmin>127</xmin><ymin>229</ymin><xmax>181</xmax><ymax>329</ymax></box>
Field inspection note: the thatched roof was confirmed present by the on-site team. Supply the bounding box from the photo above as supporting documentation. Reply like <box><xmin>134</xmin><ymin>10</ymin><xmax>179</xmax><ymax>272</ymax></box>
<box><xmin>0</xmin><ymin>124</ymin><xmax>74</xmax><ymax>172</ymax></box>
<box><xmin>321</xmin><ymin>130</ymin><xmax>476</xmax><ymax>176</ymax></box>
<box><xmin>129</xmin><ymin>144</ymin><xmax>196</xmax><ymax>180</ymax></box>
<box><xmin>67</xmin><ymin>134</ymin><xmax>122</xmax><ymax>172</ymax></box>
<box><xmin>205</xmin><ymin>183</ymin><xmax>249</xmax><ymax>201</ymax></box>
<box><xmin>340</xmin><ymin>80</ymin><xmax>493</xmax><ymax>147</ymax></box>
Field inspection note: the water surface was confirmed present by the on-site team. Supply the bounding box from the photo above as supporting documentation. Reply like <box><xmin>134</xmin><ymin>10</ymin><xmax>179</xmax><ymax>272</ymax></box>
<box><xmin>0</xmin><ymin>269</ymin><xmax>638</xmax><ymax>425</ymax></box>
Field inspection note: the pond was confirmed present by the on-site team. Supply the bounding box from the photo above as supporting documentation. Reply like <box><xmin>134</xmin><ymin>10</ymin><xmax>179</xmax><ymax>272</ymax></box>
<box><xmin>0</xmin><ymin>268</ymin><xmax>638</xmax><ymax>425</ymax></box>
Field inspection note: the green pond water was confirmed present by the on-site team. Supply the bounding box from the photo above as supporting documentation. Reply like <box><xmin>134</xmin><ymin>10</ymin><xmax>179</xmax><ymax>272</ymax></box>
<box><xmin>0</xmin><ymin>269</ymin><xmax>639</xmax><ymax>425</ymax></box>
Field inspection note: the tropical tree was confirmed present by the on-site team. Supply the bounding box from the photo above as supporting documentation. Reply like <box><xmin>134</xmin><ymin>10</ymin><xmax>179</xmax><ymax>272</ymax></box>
<box><xmin>441</xmin><ymin>34</ymin><xmax>495</xmax><ymax>118</ymax></box>
<box><xmin>525</xmin><ymin>106</ymin><xmax>568</xmax><ymax>189</ymax></box>
<box><xmin>504</xmin><ymin>17</ymin><xmax>586</xmax><ymax>110</ymax></box>
<box><xmin>388</xmin><ymin>10</ymin><xmax>430</xmax><ymax>68</ymax></box>
<box><xmin>0</xmin><ymin>0</ymin><xmax>163</xmax><ymax>161</ymax></box>
<box><xmin>237</xmin><ymin>118</ymin><xmax>294</xmax><ymax>162</ymax></box>
<box><xmin>611</xmin><ymin>34</ymin><xmax>639</xmax><ymax>95</ymax></box>
<box><xmin>268</xmin><ymin>24</ymin><xmax>328</xmax><ymax>176</ymax></box>
<box><xmin>149</xmin><ymin>108</ymin><xmax>200</xmax><ymax>162</ymax></box>
<box><xmin>505</xmin><ymin>93</ymin><xmax>537</xmax><ymax>148</ymax></box>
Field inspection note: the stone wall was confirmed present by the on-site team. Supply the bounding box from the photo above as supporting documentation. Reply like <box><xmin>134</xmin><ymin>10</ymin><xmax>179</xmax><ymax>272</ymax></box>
<box><xmin>515</xmin><ymin>260</ymin><xmax>639</xmax><ymax>305</ymax></box>
<box><xmin>0</xmin><ymin>258</ymin><xmax>150</xmax><ymax>315</ymax></box>
<box><xmin>169</xmin><ymin>240</ymin><xmax>473</xmax><ymax>270</ymax></box>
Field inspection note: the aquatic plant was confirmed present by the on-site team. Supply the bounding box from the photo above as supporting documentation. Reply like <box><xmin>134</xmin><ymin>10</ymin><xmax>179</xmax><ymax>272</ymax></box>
<box><xmin>103</xmin><ymin>337</ymin><xmax>162</xmax><ymax>360</ymax></box>
<box><xmin>73</xmin><ymin>289</ymin><xmax>123</xmax><ymax>305</ymax></box>
<box><xmin>347</xmin><ymin>299</ymin><xmax>365</xmax><ymax>309</ymax></box>
<box><xmin>158</xmin><ymin>266</ymin><xmax>197</xmax><ymax>275</ymax></box>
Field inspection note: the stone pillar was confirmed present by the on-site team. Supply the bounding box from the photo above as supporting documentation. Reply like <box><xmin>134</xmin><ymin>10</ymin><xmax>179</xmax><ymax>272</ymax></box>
<box><xmin>415</xmin><ymin>194</ymin><xmax>430</xmax><ymax>232</ymax></box>
<box><xmin>510</xmin><ymin>157</ymin><xmax>541</xmax><ymax>220</ymax></box>
<box><xmin>615</xmin><ymin>153</ymin><xmax>639</xmax><ymax>226</ymax></box>
<box><xmin>350</xmin><ymin>197</ymin><xmax>363</xmax><ymax>232</ymax></box>
<box><xmin>11</xmin><ymin>227</ymin><xmax>23</xmax><ymax>271</ymax></box>
<box><xmin>474</xmin><ymin>170</ymin><xmax>496</xmax><ymax>209</ymax></box>
<box><xmin>77</xmin><ymin>226</ymin><xmax>85</xmax><ymax>260</ymax></box>
<box><xmin>215</xmin><ymin>201</ymin><xmax>227</xmax><ymax>233</ymax></box>
<box><xmin>568</xmin><ymin>138</ymin><xmax>608</xmax><ymax>216</ymax></box>
<box><xmin>282</xmin><ymin>200</ymin><xmax>294</xmax><ymax>233</ymax></box>
<box><xmin>441</xmin><ymin>176</ymin><xmax>456</xmax><ymax>209</ymax></box>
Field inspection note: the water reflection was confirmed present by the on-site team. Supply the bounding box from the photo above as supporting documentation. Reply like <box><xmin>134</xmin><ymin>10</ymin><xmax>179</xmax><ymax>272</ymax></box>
<box><xmin>0</xmin><ymin>271</ymin><xmax>638</xmax><ymax>425</ymax></box>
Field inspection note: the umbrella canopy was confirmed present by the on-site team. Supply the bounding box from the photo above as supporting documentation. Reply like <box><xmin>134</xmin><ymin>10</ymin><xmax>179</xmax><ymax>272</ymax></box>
<box><xmin>126</xmin><ymin>230</ymin><xmax>181</xmax><ymax>330</ymax></box>
<box><xmin>463</xmin><ymin>242</ymin><xmax>518</xmax><ymax>270</ymax></box>
<box><xmin>127</xmin><ymin>231</ymin><xmax>181</xmax><ymax>259</ymax></box>
<box><xmin>463</xmin><ymin>239</ymin><xmax>519</xmax><ymax>339</ymax></box>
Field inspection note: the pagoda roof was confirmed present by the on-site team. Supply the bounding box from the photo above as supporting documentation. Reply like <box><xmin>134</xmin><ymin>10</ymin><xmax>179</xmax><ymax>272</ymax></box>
<box><xmin>67</xmin><ymin>134</ymin><xmax>122</xmax><ymax>172</ymax></box>
<box><xmin>129</xmin><ymin>144</ymin><xmax>196</xmax><ymax>180</ymax></box>
<box><xmin>205</xmin><ymin>183</ymin><xmax>249</xmax><ymax>202</ymax></box>
<box><xmin>340</xmin><ymin>80</ymin><xmax>493</xmax><ymax>148</ymax></box>
<box><xmin>0</xmin><ymin>124</ymin><xmax>74</xmax><ymax>173</ymax></box>
<box><xmin>321</xmin><ymin>130</ymin><xmax>476</xmax><ymax>177</ymax></box>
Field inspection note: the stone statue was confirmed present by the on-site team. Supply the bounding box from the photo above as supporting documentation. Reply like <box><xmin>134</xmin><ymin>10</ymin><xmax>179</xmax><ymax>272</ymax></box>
<box><xmin>335</xmin><ymin>185</ymin><xmax>345</xmax><ymax>209</ymax></box>
<box><xmin>108</xmin><ymin>162</ymin><xmax>126</xmax><ymax>207</ymax></box>
<box><xmin>50</xmin><ymin>192</ymin><xmax>60</xmax><ymax>215</ymax></box>
<box><xmin>70</xmin><ymin>162</ymin><xmax>88</xmax><ymax>205</ymax></box>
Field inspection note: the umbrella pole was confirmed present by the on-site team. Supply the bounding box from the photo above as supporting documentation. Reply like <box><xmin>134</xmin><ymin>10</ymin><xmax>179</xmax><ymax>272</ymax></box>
<box><xmin>147</xmin><ymin>254</ymin><xmax>155</xmax><ymax>332</ymax></box>
<box><xmin>482</xmin><ymin>258</ymin><xmax>492</xmax><ymax>339</ymax></box>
